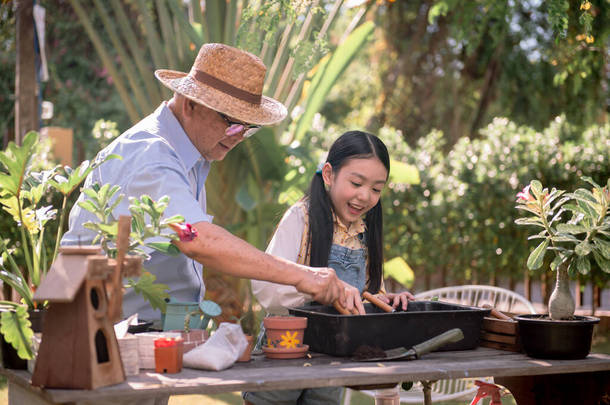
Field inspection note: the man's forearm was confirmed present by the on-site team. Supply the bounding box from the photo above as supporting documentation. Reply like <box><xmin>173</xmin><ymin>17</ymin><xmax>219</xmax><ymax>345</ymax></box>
<box><xmin>175</xmin><ymin>221</ymin><xmax>311</xmax><ymax>286</ymax></box>
<box><xmin>173</xmin><ymin>221</ymin><xmax>363</xmax><ymax>311</ymax></box>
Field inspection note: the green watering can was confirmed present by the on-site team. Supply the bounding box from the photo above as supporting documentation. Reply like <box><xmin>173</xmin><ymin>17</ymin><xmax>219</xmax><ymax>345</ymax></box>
<box><xmin>162</xmin><ymin>299</ymin><xmax>222</xmax><ymax>331</ymax></box>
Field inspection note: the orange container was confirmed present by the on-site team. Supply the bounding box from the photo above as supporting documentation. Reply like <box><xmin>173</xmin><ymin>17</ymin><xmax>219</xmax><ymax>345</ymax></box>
<box><xmin>237</xmin><ymin>335</ymin><xmax>255</xmax><ymax>362</ymax></box>
<box><xmin>154</xmin><ymin>337</ymin><xmax>184</xmax><ymax>373</ymax></box>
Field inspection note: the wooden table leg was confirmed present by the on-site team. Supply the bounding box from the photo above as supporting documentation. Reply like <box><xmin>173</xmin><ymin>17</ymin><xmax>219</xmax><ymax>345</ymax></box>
<box><xmin>496</xmin><ymin>370</ymin><xmax>610</xmax><ymax>405</ymax></box>
<box><xmin>374</xmin><ymin>385</ymin><xmax>400</xmax><ymax>405</ymax></box>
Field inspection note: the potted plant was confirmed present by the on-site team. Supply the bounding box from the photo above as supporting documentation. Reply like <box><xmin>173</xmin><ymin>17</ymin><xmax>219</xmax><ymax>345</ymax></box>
<box><xmin>514</xmin><ymin>177</ymin><xmax>608</xmax><ymax>359</ymax></box>
<box><xmin>0</xmin><ymin>131</ymin><xmax>119</xmax><ymax>366</ymax></box>
<box><xmin>75</xmin><ymin>182</ymin><xmax>188</xmax><ymax>313</ymax></box>
<box><xmin>0</xmin><ymin>131</ymin><xmax>189</xmax><ymax>367</ymax></box>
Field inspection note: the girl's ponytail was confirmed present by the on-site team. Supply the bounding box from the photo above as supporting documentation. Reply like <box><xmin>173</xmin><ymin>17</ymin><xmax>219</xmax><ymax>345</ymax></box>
<box><xmin>306</xmin><ymin>172</ymin><xmax>334</xmax><ymax>267</ymax></box>
<box><xmin>364</xmin><ymin>201</ymin><xmax>383</xmax><ymax>293</ymax></box>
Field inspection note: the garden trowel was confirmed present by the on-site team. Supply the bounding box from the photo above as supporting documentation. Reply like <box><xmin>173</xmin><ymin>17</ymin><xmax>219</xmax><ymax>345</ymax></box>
<box><xmin>354</xmin><ymin>328</ymin><xmax>464</xmax><ymax>362</ymax></box>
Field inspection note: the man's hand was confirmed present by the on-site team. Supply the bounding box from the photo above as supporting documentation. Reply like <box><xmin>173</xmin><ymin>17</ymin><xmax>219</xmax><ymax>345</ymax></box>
<box><xmin>295</xmin><ymin>267</ymin><xmax>365</xmax><ymax>314</ymax></box>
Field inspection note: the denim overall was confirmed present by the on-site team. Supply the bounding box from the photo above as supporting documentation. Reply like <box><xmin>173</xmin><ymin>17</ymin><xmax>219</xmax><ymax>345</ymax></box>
<box><xmin>243</xmin><ymin>236</ymin><xmax>367</xmax><ymax>405</ymax></box>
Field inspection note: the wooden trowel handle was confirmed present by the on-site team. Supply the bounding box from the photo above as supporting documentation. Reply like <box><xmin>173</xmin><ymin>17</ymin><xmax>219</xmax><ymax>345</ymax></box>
<box><xmin>362</xmin><ymin>292</ymin><xmax>394</xmax><ymax>313</ymax></box>
<box><xmin>482</xmin><ymin>304</ymin><xmax>512</xmax><ymax>320</ymax></box>
<box><xmin>108</xmin><ymin>215</ymin><xmax>131</xmax><ymax>323</ymax></box>
<box><xmin>333</xmin><ymin>301</ymin><xmax>358</xmax><ymax>315</ymax></box>
<box><xmin>411</xmin><ymin>328</ymin><xmax>464</xmax><ymax>358</ymax></box>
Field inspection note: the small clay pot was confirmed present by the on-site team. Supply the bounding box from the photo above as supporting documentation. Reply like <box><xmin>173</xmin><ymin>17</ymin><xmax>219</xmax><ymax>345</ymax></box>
<box><xmin>263</xmin><ymin>316</ymin><xmax>308</xmax><ymax>359</ymax></box>
<box><xmin>262</xmin><ymin>344</ymin><xmax>309</xmax><ymax>359</ymax></box>
<box><xmin>154</xmin><ymin>337</ymin><xmax>184</xmax><ymax>373</ymax></box>
<box><xmin>238</xmin><ymin>335</ymin><xmax>255</xmax><ymax>362</ymax></box>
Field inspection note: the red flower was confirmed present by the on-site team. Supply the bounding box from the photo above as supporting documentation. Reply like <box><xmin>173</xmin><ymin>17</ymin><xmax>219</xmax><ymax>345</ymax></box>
<box><xmin>169</xmin><ymin>223</ymin><xmax>198</xmax><ymax>242</ymax></box>
<box><xmin>516</xmin><ymin>185</ymin><xmax>534</xmax><ymax>202</ymax></box>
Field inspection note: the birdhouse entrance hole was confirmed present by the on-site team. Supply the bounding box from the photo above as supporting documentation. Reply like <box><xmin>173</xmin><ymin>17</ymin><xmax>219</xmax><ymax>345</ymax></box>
<box><xmin>89</xmin><ymin>286</ymin><xmax>107</xmax><ymax>317</ymax></box>
<box><xmin>95</xmin><ymin>329</ymin><xmax>110</xmax><ymax>363</ymax></box>
<box><xmin>90</xmin><ymin>288</ymin><xmax>100</xmax><ymax>309</ymax></box>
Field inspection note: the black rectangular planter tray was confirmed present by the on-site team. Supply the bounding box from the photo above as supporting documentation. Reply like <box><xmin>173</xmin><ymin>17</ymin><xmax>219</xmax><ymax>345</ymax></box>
<box><xmin>288</xmin><ymin>300</ymin><xmax>490</xmax><ymax>357</ymax></box>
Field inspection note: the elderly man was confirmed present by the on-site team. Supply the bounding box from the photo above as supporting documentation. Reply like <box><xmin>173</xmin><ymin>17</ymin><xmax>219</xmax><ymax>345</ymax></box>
<box><xmin>62</xmin><ymin>43</ymin><xmax>364</xmax><ymax>322</ymax></box>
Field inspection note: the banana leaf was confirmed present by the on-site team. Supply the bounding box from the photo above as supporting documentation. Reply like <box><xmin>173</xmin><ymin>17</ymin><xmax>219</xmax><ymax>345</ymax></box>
<box><xmin>0</xmin><ymin>306</ymin><xmax>33</xmax><ymax>360</ymax></box>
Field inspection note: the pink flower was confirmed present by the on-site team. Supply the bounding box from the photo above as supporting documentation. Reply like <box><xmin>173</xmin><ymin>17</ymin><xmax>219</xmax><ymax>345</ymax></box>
<box><xmin>169</xmin><ymin>223</ymin><xmax>198</xmax><ymax>242</ymax></box>
<box><xmin>516</xmin><ymin>185</ymin><xmax>534</xmax><ymax>202</ymax></box>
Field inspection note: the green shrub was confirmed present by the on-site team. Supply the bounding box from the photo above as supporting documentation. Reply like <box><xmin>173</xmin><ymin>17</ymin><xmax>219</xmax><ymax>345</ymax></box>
<box><xmin>381</xmin><ymin>116</ymin><xmax>610</xmax><ymax>289</ymax></box>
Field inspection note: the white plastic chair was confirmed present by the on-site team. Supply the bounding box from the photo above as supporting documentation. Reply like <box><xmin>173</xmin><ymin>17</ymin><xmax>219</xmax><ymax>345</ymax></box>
<box><xmin>343</xmin><ymin>378</ymin><xmax>487</xmax><ymax>404</ymax></box>
<box><xmin>413</xmin><ymin>285</ymin><xmax>536</xmax><ymax>315</ymax></box>
<box><xmin>343</xmin><ymin>285</ymin><xmax>536</xmax><ymax>404</ymax></box>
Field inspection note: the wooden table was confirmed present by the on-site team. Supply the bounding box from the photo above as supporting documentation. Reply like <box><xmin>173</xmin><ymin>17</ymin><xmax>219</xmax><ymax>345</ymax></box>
<box><xmin>2</xmin><ymin>348</ymin><xmax>610</xmax><ymax>405</ymax></box>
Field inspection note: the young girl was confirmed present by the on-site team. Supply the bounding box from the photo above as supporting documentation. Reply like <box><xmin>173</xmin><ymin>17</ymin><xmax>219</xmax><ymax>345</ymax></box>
<box><xmin>243</xmin><ymin>131</ymin><xmax>414</xmax><ymax>405</ymax></box>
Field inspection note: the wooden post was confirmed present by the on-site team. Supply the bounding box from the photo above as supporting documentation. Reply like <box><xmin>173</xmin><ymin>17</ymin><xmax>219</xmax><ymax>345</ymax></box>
<box><xmin>490</xmin><ymin>270</ymin><xmax>497</xmax><ymax>287</ymax></box>
<box><xmin>40</xmin><ymin>127</ymin><xmax>74</xmax><ymax>167</ymax></box>
<box><xmin>575</xmin><ymin>278</ymin><xmax>583</xmax><ymax>308</ymax></box>
<box><xmin>107</xmin><ymin>216</ymin><xmax>131</xmax><ymax>323</ymax></box>
<box><xmin>15</xmin><ymin>0</ymin><xmax>39</xmax><ymax>144</ymax></box>
<box><xmin>541</xmin><ymin>271</ymin><xmax>549</xmax><ymax>309</ymax></box>
<box><xmin>592</xmin><ymin>285</ymin><xmax>600</xmax><ymax>316</ymax></box>
<box><xmin>524</xmin><ymin>267</ymin><xmax>531</xmax><ymax>302</ymax></box>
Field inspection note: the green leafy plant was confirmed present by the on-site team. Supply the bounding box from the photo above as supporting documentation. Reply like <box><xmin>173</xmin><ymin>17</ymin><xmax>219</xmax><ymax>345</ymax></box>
<box><xmin>0</xmin><ymin>131</ymin><xmax>119</xmax><ymax>359</ymax></box>
<box><xmin>376</xmin><ymin>117</ymin><xmax>610</xmax><ymax>297</ymax></box>
<box><xmin>515</xmin><ymin>177</ymin><xmax>610</xmax><ymax>320</ymax></box>
<box><xmin>77</xmin><ymin>183</ymin><xmax>190</xmax><ymax>312</ymax></box>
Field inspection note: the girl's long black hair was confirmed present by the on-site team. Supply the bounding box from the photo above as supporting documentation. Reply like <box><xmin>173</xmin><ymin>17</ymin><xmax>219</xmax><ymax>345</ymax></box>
<box><xmin>306</xmin><ymin>131</ymin><xmax>390</xmax><ymax>294</ymax></box>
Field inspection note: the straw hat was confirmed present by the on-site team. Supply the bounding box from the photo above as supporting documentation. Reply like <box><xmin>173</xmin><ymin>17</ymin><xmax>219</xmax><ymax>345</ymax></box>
<box><xmin>155</xmin><ymin>43</ymin><xmax>287</xmax><ymax>126</ymax></box>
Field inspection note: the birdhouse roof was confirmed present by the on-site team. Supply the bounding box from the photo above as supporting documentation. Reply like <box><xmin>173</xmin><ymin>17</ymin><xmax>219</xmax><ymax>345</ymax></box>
<box><xmin>33</xmin><ymin>246</ymin><xmax>102</xmax><ymax>302</ymax></box>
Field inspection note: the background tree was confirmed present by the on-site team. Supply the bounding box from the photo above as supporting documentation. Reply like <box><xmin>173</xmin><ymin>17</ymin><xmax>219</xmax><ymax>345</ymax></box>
<box><xmin>362</xmin><ymin>0</ymin><xmax>608</xmax><ymax>147</ymax></box>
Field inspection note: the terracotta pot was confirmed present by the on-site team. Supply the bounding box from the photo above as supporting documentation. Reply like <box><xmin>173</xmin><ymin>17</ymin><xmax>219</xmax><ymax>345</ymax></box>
<box><xmin>238</xmin><ymin>335</ymin><xmax>255</xmax><ymax>362</ymax></box>
<box><xmin>262</xmin><ymin>344</ymin><xmax>309</xmax><ymax>359</ymax></box>
<box><xmin>263</xmin><ymin>316</ymin><xmax>308</xmax><ymax>359</ymax></box>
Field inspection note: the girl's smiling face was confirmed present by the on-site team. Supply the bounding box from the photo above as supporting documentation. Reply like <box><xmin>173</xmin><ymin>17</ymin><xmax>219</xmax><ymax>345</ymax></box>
<box><xmin>322</xmin><ymin>157</ymin><xmax>388</xmax><ymax>226</ymax></box>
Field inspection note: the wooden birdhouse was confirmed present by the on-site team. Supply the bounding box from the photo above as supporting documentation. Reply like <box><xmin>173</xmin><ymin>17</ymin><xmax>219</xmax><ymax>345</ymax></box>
<box><xmin>32</xmin><ymin>217</ymin><xmax>142</xmax><ymax>389</ymax></box>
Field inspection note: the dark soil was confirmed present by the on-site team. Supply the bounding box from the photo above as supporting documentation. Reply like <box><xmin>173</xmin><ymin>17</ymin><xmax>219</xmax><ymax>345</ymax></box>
<box><xmin>352</xmin><ymin>345</ymin><xmax>386</xmax><ymax>360</ymax></box>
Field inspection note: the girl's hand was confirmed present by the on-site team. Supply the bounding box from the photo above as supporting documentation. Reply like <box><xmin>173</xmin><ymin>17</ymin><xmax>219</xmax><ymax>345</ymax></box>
<box><xmin>377</xmin><ymin>291</ymin><xmax>415</xmax><ymax>311</ymax></box>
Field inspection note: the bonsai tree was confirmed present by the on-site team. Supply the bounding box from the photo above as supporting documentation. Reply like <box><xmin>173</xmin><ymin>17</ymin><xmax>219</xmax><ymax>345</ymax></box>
<box><xmin>515</xmin><ymin>177</ymin><xmax>610</xmax><ymax>320</ymax></box>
